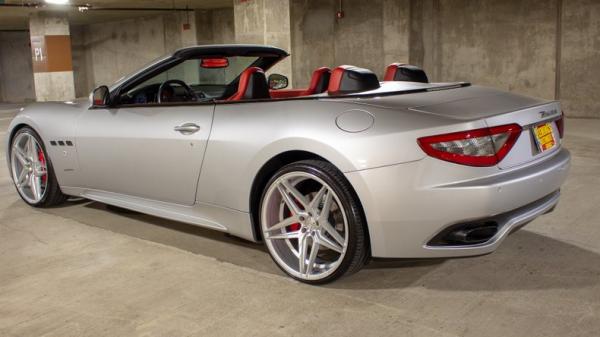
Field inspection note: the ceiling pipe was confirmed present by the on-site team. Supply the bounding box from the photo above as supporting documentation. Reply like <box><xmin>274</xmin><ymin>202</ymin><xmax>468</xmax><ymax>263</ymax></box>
<box><xmin>0</xmin><ymin>3</ymin><xmax>194</xmax><ymax>11</ymax></box>
<box><xmin>0</xmin><ymin>3</ymin><xmax>42</xmax><ymax>7</ymax></box>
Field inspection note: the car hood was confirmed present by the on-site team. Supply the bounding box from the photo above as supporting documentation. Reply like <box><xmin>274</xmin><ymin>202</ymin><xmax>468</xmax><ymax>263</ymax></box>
<box><xmin>340</xmin><ymin>84</ymin><xmax>551</xmax><ymax>121</ymax></box>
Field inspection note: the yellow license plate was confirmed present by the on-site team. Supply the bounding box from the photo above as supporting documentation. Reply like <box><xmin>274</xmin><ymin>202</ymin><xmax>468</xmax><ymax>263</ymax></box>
<box><xmin>533</xmin><ymin>123</ymin><xmax>556</xmax><ymax>152</ymax></box>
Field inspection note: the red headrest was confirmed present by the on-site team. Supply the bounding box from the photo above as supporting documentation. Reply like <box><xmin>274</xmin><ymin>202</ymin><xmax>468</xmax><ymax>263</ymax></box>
<box><xmin>228</xmin><ymin>67</ymin><xmax>270</xmax><ymax>101</ymax></box>
<box><xmin>384</xmin><ymin>63</ymin><xmax>405</xmax><ymax>81</ymax></box>
<box><xmin>305</xmin><ymin>67</ymin><xmax>331</xmax><ymax>95</ymax></box>
<box><xmin>327</xmin><ymin>65</ymin><xmax>351</xmax><ymax>94</ymax></box>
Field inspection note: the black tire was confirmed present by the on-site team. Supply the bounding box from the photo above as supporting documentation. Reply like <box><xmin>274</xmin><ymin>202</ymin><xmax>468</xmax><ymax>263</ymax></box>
<box><xmin>260</xmin><ymin>160</ymin><xmax>369</xmax><ymax>284</ymax></box>
<box><xmin>9</xmin><ymin>127</ymin><xmax>67</xmax><ymax>207</ymax></box>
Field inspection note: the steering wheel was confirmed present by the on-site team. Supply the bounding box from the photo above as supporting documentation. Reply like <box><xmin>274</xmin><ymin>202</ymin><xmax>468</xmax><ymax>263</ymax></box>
<box><xmin>157</xmin><ymin>79</ymin><xmax>203</xmax><ymax>103</ymax></box>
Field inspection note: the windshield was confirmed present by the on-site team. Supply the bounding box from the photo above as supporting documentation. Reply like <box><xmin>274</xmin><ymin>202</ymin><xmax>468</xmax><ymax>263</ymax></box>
<box><xmin>109</xmin><ymin>54</ymin><xmax>171</xmax><ymax>91</ymax></box>
<box><xmin>118</xmin><ymin>56</ymin><xmax>260</xmax><ymax>104</ymax></box>
<box><xmin>130</xmin><ymin>56</ymin><xmax>258</xmax><ymax>90</ymax></box>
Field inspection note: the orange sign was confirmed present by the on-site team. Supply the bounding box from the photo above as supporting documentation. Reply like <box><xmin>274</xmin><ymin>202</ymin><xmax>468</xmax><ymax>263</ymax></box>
<box><xmin>31</xmin><ymin>35</ymin><xmax>73</xmax><ymax>73</ymax></box>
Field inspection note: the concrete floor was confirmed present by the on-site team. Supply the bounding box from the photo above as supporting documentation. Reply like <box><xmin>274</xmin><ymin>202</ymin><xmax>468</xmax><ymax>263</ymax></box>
<box><xmin>1</xmin><ymin>105</ymin><xmax>599</xmax><ymax>337</ymax></box>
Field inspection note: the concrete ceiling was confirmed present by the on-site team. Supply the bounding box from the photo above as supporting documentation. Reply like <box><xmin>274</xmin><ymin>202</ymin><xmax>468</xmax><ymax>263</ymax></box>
<box><xmin>0</xmin><ymin>0</ymin><xmax>233</xmax><ymax>30</ymax></box>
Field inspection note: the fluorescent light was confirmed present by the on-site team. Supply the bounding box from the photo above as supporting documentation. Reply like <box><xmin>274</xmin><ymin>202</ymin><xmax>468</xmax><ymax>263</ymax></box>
<box><xmin>45</xmin><ymin>0</ymin><xmax>70</xmax><ymax>4</ymax></box>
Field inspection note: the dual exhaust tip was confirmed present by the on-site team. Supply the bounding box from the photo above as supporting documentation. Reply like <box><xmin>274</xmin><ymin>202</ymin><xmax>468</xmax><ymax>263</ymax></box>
<box><xmin>429</xmin><ymin>221</ymin><xmax>499</xmax><ymax>246</ymax></box>
<box><xmin>446</xmin><ymin>224</ymin><xmax>499</xmax><ymax>245</ymax></box>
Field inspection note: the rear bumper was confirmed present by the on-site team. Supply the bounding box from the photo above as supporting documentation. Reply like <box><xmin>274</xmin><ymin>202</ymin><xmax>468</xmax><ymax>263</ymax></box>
<box><xmin>345</xmin><ymin>148</ymin><xmax>571</xmax><ymax>258</ymax></box>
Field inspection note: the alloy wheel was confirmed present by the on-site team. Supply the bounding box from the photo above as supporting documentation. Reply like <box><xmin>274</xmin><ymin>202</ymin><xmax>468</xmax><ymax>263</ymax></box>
<box><xmin>10</xmin><ymin>132</ymin><xmax>48</xmax><ymax>204</ymax></box>
<box><xmin>261</xmin><ymin>172</ymin><xmax>349</xmax><ymax>281</ymax></box>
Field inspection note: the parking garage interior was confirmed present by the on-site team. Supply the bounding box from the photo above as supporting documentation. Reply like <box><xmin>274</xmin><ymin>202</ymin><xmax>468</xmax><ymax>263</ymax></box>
<box><xmin>1</xmin><ymin>0</ymin><xmax>599</xmax><ymax>336</ymax></box>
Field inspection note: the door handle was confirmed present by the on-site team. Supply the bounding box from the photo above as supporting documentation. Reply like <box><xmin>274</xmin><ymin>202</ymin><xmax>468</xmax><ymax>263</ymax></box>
<box><xmin>174</xmin><ymin>123</ymin><xmax>201</xmax><ymax>135</ymax></box>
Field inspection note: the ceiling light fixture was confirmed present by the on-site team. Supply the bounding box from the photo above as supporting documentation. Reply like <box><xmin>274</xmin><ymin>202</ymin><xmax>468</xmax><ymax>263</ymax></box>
<box><xmin>45</xmin><ymin>0</ymin><xmax>70</xmax><ymax>5</ymax></box>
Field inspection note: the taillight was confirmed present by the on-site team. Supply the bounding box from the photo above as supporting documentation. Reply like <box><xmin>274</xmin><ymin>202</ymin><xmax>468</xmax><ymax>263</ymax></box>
<box><xmin>556</xmin><ymin>111</ymin><xmax>565</xmax><ymax>138</ymax></box>
<box><xmin>417</xmin><ymin>124</ymin><xmax>522</xmax><ymax>167</ymax></box>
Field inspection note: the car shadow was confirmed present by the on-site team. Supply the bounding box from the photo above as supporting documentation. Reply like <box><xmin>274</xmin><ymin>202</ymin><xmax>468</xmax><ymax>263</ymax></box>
<box><xmin>39</xmin><ymin>199</ymin><xmax>600</xmax><ymax>292</ymax></box>
<box><xmin>42</xmin><ymin>199</ymin><xmax>278</xmax><ymax>274</ymax></box>
<box><xmin>331</xmin><ymin>230</ymin><xmax>600</xmax><ymax>291</ymax></box>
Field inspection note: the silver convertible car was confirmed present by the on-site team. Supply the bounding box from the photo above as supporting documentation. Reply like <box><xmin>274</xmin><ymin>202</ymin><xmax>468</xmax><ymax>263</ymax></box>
<box><xmin>6</xmin><ymin>44</ymin><xmax>570</xmax><ymax>283</ymax></box>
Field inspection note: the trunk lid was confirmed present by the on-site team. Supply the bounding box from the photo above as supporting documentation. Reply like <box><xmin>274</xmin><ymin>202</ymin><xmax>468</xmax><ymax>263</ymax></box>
<box><xmin>350</xmin><ymin>84</ymin><xmax>548</xmax><ymax>121</ymax></box>
<box><xmin>484</xmin><ymin>101</ymin><xmax>563</xmax><ymax>169</ymax></box>
<box><xmin>351</xmin><ymin>84</ymin><xmax>563</xmax><ymax>169</ymax></box>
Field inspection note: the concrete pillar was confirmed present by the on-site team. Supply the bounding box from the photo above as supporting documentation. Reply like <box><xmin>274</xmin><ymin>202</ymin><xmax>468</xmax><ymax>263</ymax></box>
<box><xmin>409</xmin><ymin>0</ymin><xmax>439</xmax><ymax>80</ymax></box>
<box><xmin>383</xmin><ymin>0</ymin><xmax>411</xmax><ymax>66</ymax></box>
<box><xmin>196</xmin><ymin>8</ymin><xmax>235</xmax><ymax>45</ymax></box>
<box><xmin>29</xmin><ymin>12</ymin><xmax>76</xmax><ymax>102</ymax></box>
<box><xmin>0</xmin><ymin>31</ymin><xmax>36</xmax><ymax>103</ymax></box>
<box><xmin>164</xmin><ymin>11</ymin><xmax>198</xmax><ymax>53</ymax></box>
<box><xmin>234</xmin><ymin>0</ymin><xmax>293</xmax><ymax>84</ymax></box>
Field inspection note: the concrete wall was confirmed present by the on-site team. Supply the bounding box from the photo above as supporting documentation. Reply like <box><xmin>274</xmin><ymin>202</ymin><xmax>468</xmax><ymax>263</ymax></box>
<box><xmin>196</xmin><ymin>8</ymin><xmax>235</xmax><ymax>45</ymax></box>
<box><xmin>234</xmin><ymin>0</ymin><xmax>293</xmax><ymax>83</ymax></box>
<box><xmin>290</xmin><ymin>0</ymin><xmax>410</xmax><ymax>88</ymax></box>
<box><xmin>7</xmin><ymin>0</ymin><xmax>594</xmax><ymax>116</ymax></box>
<box><xmin>212</xmin><ymin>8</ymin><xmax>235</xmax><ymax>44</ymax></box>
<box><xmin>411</xmin><ymin>0</ymin><xmax>558</xmax><ymax>100</ymax></box>
<box><xmin>289</xmin><ymin>0</ymin><xmax>598</xmax><ymax>117</ymax></box>
<box><xmin>560</xmin><ymin>0</ymin><xmax>600</xmax><ymax>118</ymax></box>
<box><xmin>410</xmin><ymin>0</ymin><xmax>599</xmax><ymax>118</ymax></box>
<box><xmin>71</xmin><ymin>12</ymin><xmax>197</xmax><ymax>96</ymax></box>
<box><xmin>0</xmin><ymin>31</ymin><xmax>35</xmax><ymax>103</ymax></box>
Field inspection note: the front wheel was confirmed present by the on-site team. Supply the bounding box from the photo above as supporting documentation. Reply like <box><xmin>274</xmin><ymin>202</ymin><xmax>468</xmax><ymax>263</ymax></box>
<box><xmin>9</xmin><ymin>127</ymin><xmax>67</xmax><ymax>207</ymax></box>
<box><xmin>260</xmin><ymin>160</ymin><xmax>369</xmax><ymax>284</ymax></box>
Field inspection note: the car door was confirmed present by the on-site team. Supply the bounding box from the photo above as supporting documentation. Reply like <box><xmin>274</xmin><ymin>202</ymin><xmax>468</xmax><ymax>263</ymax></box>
<box><xmin>75</xmin><ymin>103</ymin><xmax>214</xmax><ymax>206</ymax></box>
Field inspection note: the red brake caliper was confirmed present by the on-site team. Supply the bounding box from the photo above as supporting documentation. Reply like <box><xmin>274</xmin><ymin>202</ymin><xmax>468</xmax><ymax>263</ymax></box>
<box><xmin>38</xmin><ymin>149</ymin><xmax>47</xmax><ymax>183</ymax></box>
<box><xmin>286</xmin><ymin>209</ymin><xmax>301</xmax><ymax>232</ymax></box>
<box><xmin>286</xmin><ymin>195</ymin><xmax>303</xmax><ymax>232</ymax></box>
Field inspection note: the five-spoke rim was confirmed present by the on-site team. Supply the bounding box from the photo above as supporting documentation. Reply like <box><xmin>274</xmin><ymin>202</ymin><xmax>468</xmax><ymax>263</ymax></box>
<box><xmin>10</xmin><ymin>132</ymin><xmax>48</xmax><ymax>204</ymax></box>
<box><xmin>261</xmin><ymin>172</ymin><xmax>349</xmax><ymax>281</ymax></box>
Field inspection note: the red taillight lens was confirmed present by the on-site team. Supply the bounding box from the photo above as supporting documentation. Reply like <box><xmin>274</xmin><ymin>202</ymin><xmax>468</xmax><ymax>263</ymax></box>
<box><xmin>556</xmin><ymin>111</ymin><xmax>565</xmax><ymax>138</ymax></box>
<box><xmin>417</xmin><ymin>124</ymin><xmax>522</xmax><ymax>167</ymax></box>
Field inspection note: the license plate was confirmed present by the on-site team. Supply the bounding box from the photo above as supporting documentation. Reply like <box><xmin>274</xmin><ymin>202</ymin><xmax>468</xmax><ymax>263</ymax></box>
<box><xmin>533</xmin><ymin>123</ymin><xmax>556</xmax><ymax>152</ymax></box>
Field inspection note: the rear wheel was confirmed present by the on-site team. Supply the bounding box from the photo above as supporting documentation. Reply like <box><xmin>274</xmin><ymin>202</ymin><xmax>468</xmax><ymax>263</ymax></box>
<box><xmin>260</xmin><ymin>160</ymin><xmax>368</xmax><ymax>284</ymax></box>
<box><xmin>9</xmin><ymin>127</ymin><xmax>67</xmax><ymax>207</ymax></box>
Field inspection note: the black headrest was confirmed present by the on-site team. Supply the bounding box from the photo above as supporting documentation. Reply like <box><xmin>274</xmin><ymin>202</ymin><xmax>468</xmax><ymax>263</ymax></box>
<box><xmin>307</xmin><ymin>67</ymin><xmax>331</xmax><ymax>94</ymax></box>
<box><xmin>243</xmin><ymin>69</ymin><xmax>270</xmax><ymax>100</ymax></box>
<box><xmin>384</xmin><ymin>63</ymin><xmax>429</xmax><ymax>83</ymax></box>
<box><xmin>328</xmin><ymin>65</ymin><xmax>380</xmax><ymax>95</ymax></box>
<box><xmin>229</xmin><ymin>67</ymin><xmax>270</xmax><ymax>101</ymax></box>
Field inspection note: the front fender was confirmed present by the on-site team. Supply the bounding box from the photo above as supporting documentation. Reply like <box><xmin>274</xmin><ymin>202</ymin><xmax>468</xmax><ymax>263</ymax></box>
<box><xmin>5</xmin><ymin>101</ymin><xmax>86</xmax><ymax>188</ymax></box>
<box><xmin>5</xmin><ymin>109</ymin><xmax>47</xmax><ymax>171</ymax></box>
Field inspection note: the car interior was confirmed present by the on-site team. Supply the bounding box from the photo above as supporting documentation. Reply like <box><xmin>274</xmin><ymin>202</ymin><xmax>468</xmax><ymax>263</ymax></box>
<box><xmin>116</xmin><ymin>53</ymin><xmax>429</xmax><ymax>105</ymax></box>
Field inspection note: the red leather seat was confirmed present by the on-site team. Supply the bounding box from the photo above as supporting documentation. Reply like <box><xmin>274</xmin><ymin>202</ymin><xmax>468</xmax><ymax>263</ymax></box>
<box><xmin>304</xmin><ymin>67</ymin><xmax>331</xmax><ymax>95</ymax></box>
<box><xmin>228</xmin><ymin>67</ymin><xmax>271</xmax><ymax>101</ymax></box>
<box><xmin>269</xmin><ymin>67</ymin><xmax>331</xmax><ymax>98</ymax></box>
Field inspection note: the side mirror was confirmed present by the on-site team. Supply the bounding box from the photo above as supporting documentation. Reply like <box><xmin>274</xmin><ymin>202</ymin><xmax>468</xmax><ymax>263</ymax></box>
<box><xmin>268</xmin><ymin>73</ymin><xmax>288</xmax><ymax>90</ymax></box>
<box><xmin>90</xmin><ymin>85</ymin><xmax>110</xmax><ymax>107</ymax></box>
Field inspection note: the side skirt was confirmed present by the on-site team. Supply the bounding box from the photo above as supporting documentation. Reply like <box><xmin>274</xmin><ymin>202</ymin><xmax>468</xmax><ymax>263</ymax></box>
<box><xmin>60</xmin><ymin>187</ymin><xmax>257</xmax><ymax>242</ymax></box>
